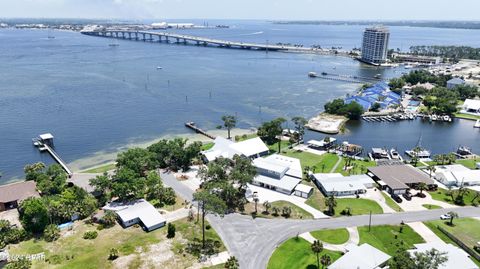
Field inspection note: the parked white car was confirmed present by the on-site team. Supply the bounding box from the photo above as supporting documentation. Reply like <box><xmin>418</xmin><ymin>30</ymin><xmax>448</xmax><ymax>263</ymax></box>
<box><xmin>440</xmin><ymin>214</ymin><xmax>451</xmax><ymax>220</ymax></box>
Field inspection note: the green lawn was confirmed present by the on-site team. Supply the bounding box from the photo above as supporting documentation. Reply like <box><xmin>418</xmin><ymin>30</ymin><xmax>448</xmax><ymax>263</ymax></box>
<box><xmin>358</xmin><ymin>225</ymin><xmax>425</xmax><ymax>256</ymax></box>
<box><xmin>454</xmin><ymin>112</ymin><xmax>480</xmax><ymax>121</ymax></box>
<box><xmin>429</xmin><ymin>188</ymin><xmax>479</xmax><ymax>206</ymax></box>
<box><xmin>422</xmin><ymin>204</ymin><xmax>442</xmax><ymax>210</ymax></box>
<box><xmin>282</xmin><ymin>150</ymin><xmax>339</xmax><ymax>174</ymax></box>
<box><xmin>8</xmin><ymin>218</ymin><xmax>223</xmax><ymax>269</ymax></box>
<box><xmin>305</xmin><ymin>181</ymin><xmax>326</xmax><ymax>212</ymax></box>
<box><xmin>381</xmin><ymin>192</ymin><xmax>404</xmax><ymax>212</ymax></box>
<box><xmin>267</xmin><ymin>238</ymin><xmax>343</xmax><ymax>269</ymax></box>
<box><xmin>82</xmin><ymin>163</ymin><xmax>116</xmax><ymax>174</ymax></box>
<box><xmin>270</xmin><ymin>201</ymin><xmax>314</xmax><ymax>219</ymax></box>
<box><xmin>456</xmin><ymin>159</ymin><xmax>480</xmax><ymax>169</ymax></box>
<box><xmin>311</xmin><ymin>228</ymin><xmax>349</xmax><ymax>245</ymax></box>
<box><xmin>334</xmin><ymin>158</ymin><xmax>376</xmax><ymax>176</ymax></box>
<box><xmin>335</xmin><ymin>198</ymin><xmax>383</xmax><ymax>217</ymax></box>
<box><xmin>201</xmin><ymin>142</ymin><xmax>214</xmax><ymax>151</ymax></box>
<box><xmin>424</xmin><ymin>218</ymin><xmax>480</xmax><ymax>249</ymax></box>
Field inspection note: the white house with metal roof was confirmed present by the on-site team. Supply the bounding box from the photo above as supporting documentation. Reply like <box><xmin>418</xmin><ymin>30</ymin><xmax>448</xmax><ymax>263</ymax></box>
<box><xmin>435</xmin><ymin>164</ymin><xmax>480</xmax><ymax>187</ymax></box>
<box><xmin>103</xmin><ymin>199</ymin><xmax>166</xmax><ymax>232</ymax></box>
<box><xmin>251</xmin><ymin>154</ymin><xmax>312</xmax><ymax>197</ymax></box>
<box><xmin>461</xmin><ymin>99</ymin><xmax>480</xmax><ymax>116</ymax></box>
<box><xmin>329</xmin><ymin>243</ymin><xmax>391</xmax><ymax>269</ymax></box>
<box><xmin>312</xmin><ymin>173</ymin><xmax>375</xmax><ymax>196</ymax></box>
<box><xmin>409</xmin><ymin>242</ymin><xmax>479</xmax><ymax>269</ymax></box>
<box><xmin>202</xmin><ymin>137</ymin><xmax>269</xmax><ymax>162</ymax></box>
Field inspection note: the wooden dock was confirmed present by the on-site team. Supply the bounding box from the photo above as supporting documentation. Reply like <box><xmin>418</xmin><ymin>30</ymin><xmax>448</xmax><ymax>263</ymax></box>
<box><xmin>33</xmin><ymin>134</ymin><xmax>73</xmax><ymax>177</ymax></box>
<box><xmin>184</xmin><ymin>122</ymin><xmax>216</xmax><ymax>139</ymax></box>
<box><xmin>41</xmin><ymin>144</ymin><xmax>73</xmax><ymax>177</ymax></box>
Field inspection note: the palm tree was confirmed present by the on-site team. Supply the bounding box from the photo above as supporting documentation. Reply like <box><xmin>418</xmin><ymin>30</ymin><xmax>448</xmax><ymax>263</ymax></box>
<box><xmin>221</xmin><ymin>115</ymin><xmax>237</xmax><ymax>140</ymax></box>
<box><xmin>417</xmin><ymin>182</ymin><xmax>428</xmax><ymax>194</ymax></box>
<box><xmin>320</xmin><ymin>254</ymin><xmax>331</xmax><ymax>269</ymax></box>
<box><xmin>426</xmin><ymin>165</ymin><xmax>436</xmax><ymax>178</ymax></box>
<box><xmin>447</xmin><ymin>211</ymin><xmax>459</xmax><ymax>226</ymax></box>
<box><xmin>311</xmin><ymin>240</ymin><xmax>323</xmax><ymax>269</ymax></box>
<box><xmin>263</xmin><ymin>201</ymin><xmax>271</xmax><ymax>214</ymax></box>
<box><xmin>224</xmin><ymin>256</ymin><xmax>239</xmax><ymax>269</ymax></box>
<box><xmin>325</xmin><ymin>195</ymin><xmax>337</xmax><ymax>216</ymax></box>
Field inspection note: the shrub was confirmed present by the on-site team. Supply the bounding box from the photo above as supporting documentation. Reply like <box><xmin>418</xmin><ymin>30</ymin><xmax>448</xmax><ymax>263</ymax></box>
<box><xmin>43</xmin><ymin>224</ymin><xmax>60</xmax><ymax>242</ymax></box>
<box><xmin>167</xmin><ymin>223</ymin><xmax>176</xmax><ymax>239</ymax></box>
<box><xmin>205</xmin><ymin>224</ymin><xmax>211</xmax><ymax>230</ymax></box>
<box><xmin>108</xmin><ymin>248</ymin><xmax>119</xmax><ymax>260</ymax></box>
<box><xmin>102</xmin><ymin>211</ymin><xmax>117</xmax><ymax>228</ymax></box>
<box><xmin>5</xmin><ymin>257</ymin><xmax>32</xmax><ymax>269</ymax></box>
<box><xmin>47</xmin><ymin>254</ymin><xmax>63</xmax><ymax>265</ymax></box>
<box><xmin>83</xmin><ymin>231</ymin><xmax>98</xmax><ymax>240</ymax></box>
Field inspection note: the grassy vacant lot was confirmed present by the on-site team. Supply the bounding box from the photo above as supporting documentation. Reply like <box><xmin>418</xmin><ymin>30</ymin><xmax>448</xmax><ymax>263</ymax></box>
<box><xmin>281</xmin><ymin>150</ymin><xmax>339</xmax><ymax>173</ymax></box>
<box><xmin>82</xmin><ymin>163</ymin><xmax>116</xmax><ymax>174</ymax></box>
<box><xmin>429</xmin><ymin>188</ymin><xmax>479</xmax><ymax>206</ymax></box>
<box><xmin>381</xmin><ymin>192</ymin><xmax>403</xmax><ymax>212</ymax></box>
<box><xmin>422</xmin><ymin>204</ymin><xmax>442</xmax><ymax>210</ymax></box>
<box><xmin>305</xmin><ymin>181</ymin><xmax>326</xmax><ymax>212</ymax></box>
<box><xmin>8</xmin><ymin>218</ymin><xmax>223</xmax><ymax>269</ymax></box>
<box><xmin>424</xmin><ymin>218</ymin><xmax>480</xmax><ymax>249</ymax></box>
<box><xmin>454</xmin><ymin>112</ymin><xmax>480</xmax><ymax>121</ymax></box>
<box><xmin>311</xmin><ymin>228</ymin><xmax>349</xmax><ymax>245</ymax></box>
<box><xmin>334</xmin><ymin>158</ymin><xmax>376</xmax><ymax>176</ymax></box>
<box><xmin>358</xmin><ymin>225</ymin><xmax>425</xmax><ymax>256</ymax></box>
<box><xmin>335</xmin><ymin>198</ymin><xmax>383</xmax><ymax>217</ymax></box>
<box><xmin>267</xmin><ymin>237</ymin><xmax>343</xmax><ymax>269</ymax></box>
<box><xmin>270</xmin><ymin>201</ymin><xmax>314</xmax><ymax>219</ymax></box>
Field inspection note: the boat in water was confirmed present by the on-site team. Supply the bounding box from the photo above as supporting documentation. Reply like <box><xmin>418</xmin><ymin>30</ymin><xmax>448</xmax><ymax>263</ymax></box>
<box><xmin>390</xmin><ymin>148</ymin><xmax>403</xmax><ymax>161</ymax></box>
<box><xmin>156</xmin><ymin>66</ymin><xmax>163</xmax><ymax>70</ymax></box>
<box><xmin>308</xmin><ymin>72</ymin><xmax>318</xmax><ymax>78</ymax></box>
<box><xmin>405</xmin><ymin>134</ymin><xmax>431</xmax><ymax>159</ymax></box>
<box><xmin>370</xmin><ymin>147</ymin><xmax>390</xmax><ymax>160</ymax></box>
<box><xmin>474</xmin><ymin>120</ymin><xmax>480</xmax><ymax>128</ymax></box>
<box><xmin>457</xmin><ymin>146</ymin><xmax>473</xmax><ymax>156</ymax></box>
<box><xmin>108</xmin><ymin>43</ymin><xmax>119</xmax><ymax>47</ymax></box>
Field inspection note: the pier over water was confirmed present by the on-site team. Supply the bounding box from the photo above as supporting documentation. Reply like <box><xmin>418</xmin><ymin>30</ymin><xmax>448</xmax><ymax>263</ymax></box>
<box><xmin>81</xmin><ymin>30</ymin><xmax>343</xmax><ymax>55</ymax></box>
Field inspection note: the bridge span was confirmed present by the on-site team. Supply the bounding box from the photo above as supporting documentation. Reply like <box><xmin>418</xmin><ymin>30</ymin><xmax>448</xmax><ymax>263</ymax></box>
<box><xmin>81</xmin><ymin>30</ymin><xmax>340</xmax><ymax>55</ymax></box>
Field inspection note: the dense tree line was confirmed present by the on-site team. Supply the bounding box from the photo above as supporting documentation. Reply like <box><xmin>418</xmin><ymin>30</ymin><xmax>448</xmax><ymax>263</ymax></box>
<box><xmin>324</xmin><ymin>99</ymin><xmax>364</xmax><ymax>120</ymax></box>
<box><xmin>399</xmin><ymin>70</ymin><xmax>452</xmax><ymax>87</ymax></box>
<box><xmin>20</xmin><ymin>163</ymin><xmax>97</xmax><ymax>234</ymax></box>
<box><xmin>410</xmin><ymin>45</ymin><xmax>480</xmax><ymax>61</ymax></box>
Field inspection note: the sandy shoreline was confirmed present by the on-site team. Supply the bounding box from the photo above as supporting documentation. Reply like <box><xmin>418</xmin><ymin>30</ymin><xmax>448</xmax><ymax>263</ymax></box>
<box><xmin>69</xmin><ymin>128</ymin><xmax>256</xmax><ymax>173</ymax></box>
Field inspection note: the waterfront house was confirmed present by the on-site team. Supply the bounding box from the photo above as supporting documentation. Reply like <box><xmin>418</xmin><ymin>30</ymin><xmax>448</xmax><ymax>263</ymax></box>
<box><xmin>307</xmin><ymin>137</ymin><xmax>337</xmax><ymax>150</ymax></box>
<box><xmin>202</xmin><ymin>136</ymin><xmax>269</xmax><ymax>162</ymax></box>
<box><xmin>251</xmin><ymin>154</ymin><xmax>312</xmax><ymax>197</ymax></box>
<box><xmin>447</xmin><ymin>77</ymin><xmax>466</xmax><ymax>89</ymax></box>
<box><xmin>461</xmin><ymin>99</ymin><xmax>480</xmax><ymax>116</ymax></box>
<box><xmin>368</xmin><ymin>165</ymin><xmax>435</xmax><ymax>195</ymax></box>
<box><xmin>103</xmin><ymin>199</ymin><xmax>166</xmax><ymax>232</ymax></box>
<box><xmin>409</xmin><ymin>242</ymin><xmax>479</xmax><ymax>269</ymax></box>
<box><xmin>312</xmin><ymin>173</ymin><xmax>375</xmax><ymax>197</ymax></box>
<box><xmin>329</xmin><ymin>243</ymin><xmax>391</xmax><ymax>269</ymax></box>
<box><xmin>0</xmin><ymin>181</ymin><xmax>40</xmax><ymax>211</ymax></box>
<box><xmin>434</xmin><ymin>164</ymin><xmax>480</xmax><ymax>187</ymax></box>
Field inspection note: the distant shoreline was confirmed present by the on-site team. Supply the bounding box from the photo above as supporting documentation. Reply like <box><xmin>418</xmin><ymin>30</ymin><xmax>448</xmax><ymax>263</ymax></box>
<box><xmin>272</xmin><ymin>20</ymin><xmax>480</xmax><ymax>31</ymax></box>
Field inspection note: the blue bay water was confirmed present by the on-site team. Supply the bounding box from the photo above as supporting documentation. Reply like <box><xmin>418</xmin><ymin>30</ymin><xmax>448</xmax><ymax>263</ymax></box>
<box><xmin>1</xmin><ymin>21</ymin><xmax>479</xmax><ymax>183</ymax></box>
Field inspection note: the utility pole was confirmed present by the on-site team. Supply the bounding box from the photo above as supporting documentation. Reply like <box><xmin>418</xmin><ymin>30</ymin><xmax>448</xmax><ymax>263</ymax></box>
<box><xmin>368</xmin><ymin>210</ymin><xmax>372</xmax><ymax>232</ymax></box>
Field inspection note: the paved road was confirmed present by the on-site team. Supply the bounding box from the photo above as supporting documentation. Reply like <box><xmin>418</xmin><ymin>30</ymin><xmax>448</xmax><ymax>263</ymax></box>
<box><xmin>160</xmin><ymin>170</ymin><xmax>480</xmax><ymax>269</ymax></box>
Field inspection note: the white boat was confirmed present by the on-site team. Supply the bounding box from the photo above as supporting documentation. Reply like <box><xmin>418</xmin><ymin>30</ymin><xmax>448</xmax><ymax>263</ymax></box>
<box><xmin>475</xmin><ymin>120</ymin><xmax>480</xmax><ymax>128</ymax></box>
<box><xmin>443</xmin><ymin>115</ymin><xmax>452</xmax><ymax>122</ymax></box>
<box><xmin>408</xmin><ymin>114</ymin><xmax>414</xmax><ymax>120</ymax></box>
<box><xmin>308</xmin><ymin>72</ymin><xmax>317</xmax><ymax>78</ymax></box>
<box><xmin>390</xmin><ymin>148</ymin><xmax>403</xmax><ymax>161</ymax></box>
<box><xmin>156</xmin><ymin>66</ymin><xmax>163</xmax><ymax>70</ymax></box>
<box><xmin>431</xmin><ymin>114</ymin><xmax>438</xmax><ymax>121</ymax></box>
<box><xmin>405</xmin><ymin>134</ymin><xmax>431</xmax><ymax>159</ymax></box>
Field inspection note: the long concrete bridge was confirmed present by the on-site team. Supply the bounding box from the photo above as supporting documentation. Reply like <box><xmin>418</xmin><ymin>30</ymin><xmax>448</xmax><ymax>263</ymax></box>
<box><xmin>81</xmin><ymin>30</ymin><xmax>341</xmax><ymax>55</ymax></box>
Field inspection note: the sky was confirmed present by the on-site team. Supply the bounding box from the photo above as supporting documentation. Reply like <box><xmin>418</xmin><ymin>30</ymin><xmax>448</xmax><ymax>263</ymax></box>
<box><xmin>0</xmin><ymin>0</ymin><xmax>479</xmax><ymax>21</ymax></box>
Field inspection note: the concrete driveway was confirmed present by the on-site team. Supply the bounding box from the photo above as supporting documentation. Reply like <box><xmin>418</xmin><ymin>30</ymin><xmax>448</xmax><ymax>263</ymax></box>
<box><xmin>395</xmin><ymin>189</ymin><xmax>456</xmax><ymax>212</ymax></box>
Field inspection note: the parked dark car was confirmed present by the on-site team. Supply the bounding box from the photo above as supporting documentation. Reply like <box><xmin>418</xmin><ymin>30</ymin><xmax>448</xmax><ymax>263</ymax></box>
<box><xmin>391</xmin><ymin>194</ymin><xmax>403</xmax><ymax>203</ymax></box>
<box><xmin>402</xmin><ymin>193</ymin><xmax>412</xmax><ymax>201</ymax></box>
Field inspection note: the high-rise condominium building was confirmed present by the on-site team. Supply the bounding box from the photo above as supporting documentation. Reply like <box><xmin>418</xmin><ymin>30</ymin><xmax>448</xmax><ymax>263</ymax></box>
<box><xmin>361</xmin><ymin>26</ymin><xmax>390</xmax><ymax>65</ymax></box>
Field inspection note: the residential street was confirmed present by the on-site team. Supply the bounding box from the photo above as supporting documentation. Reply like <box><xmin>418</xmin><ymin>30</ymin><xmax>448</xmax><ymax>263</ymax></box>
<box><xmin>160</xmin><ymin>170</ymin><xmax>480</xmax><ymax>269</ymax></box>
